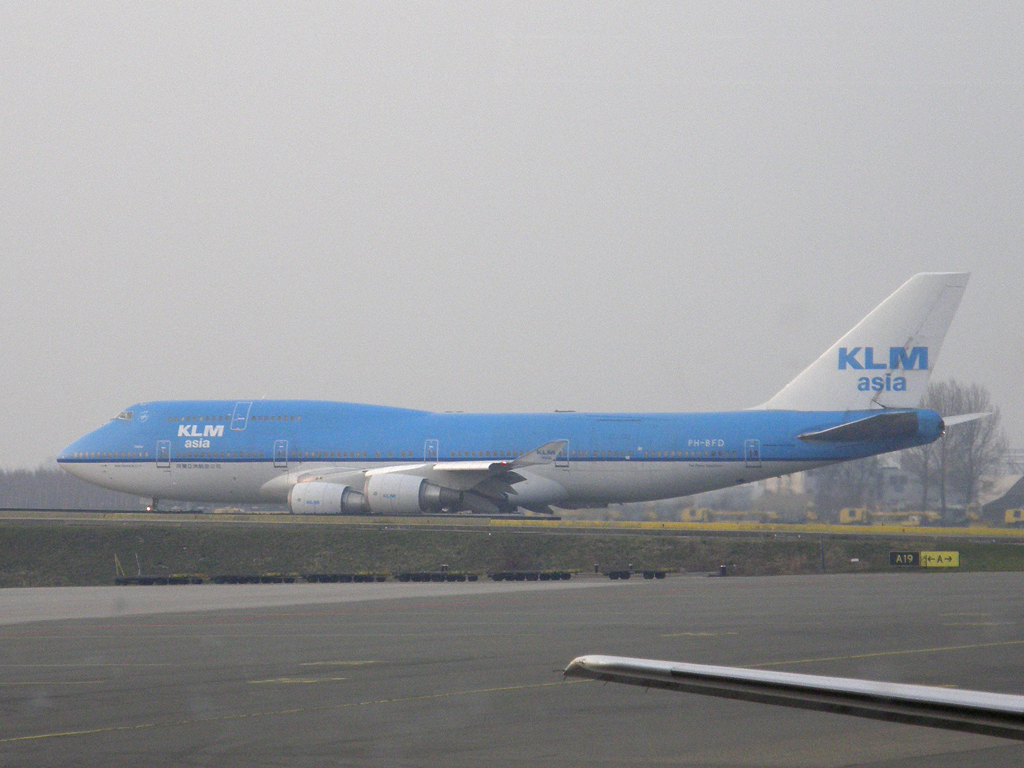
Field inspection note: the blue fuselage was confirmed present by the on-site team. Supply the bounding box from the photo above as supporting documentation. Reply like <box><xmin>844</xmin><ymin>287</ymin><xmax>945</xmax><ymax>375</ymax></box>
<box><xmin>57</xmin><ymin>400</ymin><xmax>944</xmax><ymax>511</ymax></box>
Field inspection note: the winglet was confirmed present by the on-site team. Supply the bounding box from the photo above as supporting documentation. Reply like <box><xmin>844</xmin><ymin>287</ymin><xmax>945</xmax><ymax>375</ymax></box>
<box><xmin>512</xmin><ymin>440</ymin><xmax>568</xmax><ymax>468</ymax></box>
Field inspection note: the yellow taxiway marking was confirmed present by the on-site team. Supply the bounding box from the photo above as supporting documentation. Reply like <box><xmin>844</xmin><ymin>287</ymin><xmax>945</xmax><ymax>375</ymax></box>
<box><xmin>248</xmin><ymin>677</ymin><xmax>348</xmax><ymax>684</ymax></box>
<box><xmin>941</xmin><ymin>612</ymin><xmax>990</xmax><ymax>617</ymax></box>
<box><xmin>752</xmin><ymin>639</ymin><xmax>1024</xmax><ymax>668</ymax></box>
<box><xmin>943</xmin><ymin>622</ymin><xmax>1014</xmax><ymax>627</ymax></box>
<box><xmin>0</xmin><ymin>678</ymin><xmax>591</xmax><ymax>744</ymax></box>
<box><xmin>661</xmin><ymin>631</ymin><xmax>738</xmax><ymax>638</ymax></box>
<box><xmin>298</xmin><ymin>660</ymin><xmax>377</xmax><ymax>667</ymax></box>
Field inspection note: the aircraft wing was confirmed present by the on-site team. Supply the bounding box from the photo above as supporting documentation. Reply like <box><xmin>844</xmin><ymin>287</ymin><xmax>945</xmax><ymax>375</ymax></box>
<box><xmin>430</xmin><ymin>439</ymin><xmax>568</xmax><ymax>473</ymax></box>
<box><xmin>294</xmin><ymin>467</ymin><xmax>365</xmax><ymax>484</ymax></box>
<box><xmin>364</xmin><ymin>439</ymin><xmax>569</xmax><ymax>491</ymax></box>
<box><xmin>287</xmin><ymin>440</ymin><xmax>567</xmax><ymax>486</ymax></box>
<box><xmin>282</xmin><ymin>439</ymin><xmax>569</xmax><ymax>515</ymax></box>
<box><xmin>563</xmin><ymin>655</ymin><xmax>1024</xmax><ymax>741</ymax></box>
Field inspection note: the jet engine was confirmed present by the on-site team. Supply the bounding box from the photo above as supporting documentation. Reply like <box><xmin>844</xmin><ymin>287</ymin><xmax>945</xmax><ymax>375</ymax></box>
<box><xmin>364</xmin><ymin>473</ymin><xmax>462</xmax><ymax>515</ymax></box>
<box><xmin>288</xmin><ymin>481</ymin><xmax>366</xmax><ymax>515</ymax></box>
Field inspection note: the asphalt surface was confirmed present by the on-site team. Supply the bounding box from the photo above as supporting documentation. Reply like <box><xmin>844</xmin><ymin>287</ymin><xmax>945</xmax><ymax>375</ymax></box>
<box><xmin>3</xmin><ymin>573</ymin><xmax>1024</xmax><ymax>767</ymax></box>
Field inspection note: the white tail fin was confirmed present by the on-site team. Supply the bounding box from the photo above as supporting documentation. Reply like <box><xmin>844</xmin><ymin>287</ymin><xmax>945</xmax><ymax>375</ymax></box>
<box><xmin>761</xmin><ymin>272</ymin><xmax>970</xmax><ymax>411</ymax></box>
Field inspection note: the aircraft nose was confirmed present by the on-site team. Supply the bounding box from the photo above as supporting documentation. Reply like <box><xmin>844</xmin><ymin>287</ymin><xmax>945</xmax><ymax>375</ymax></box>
<box><xmin>57</xmin><ymin>440</ymin><xmax>76</xmax><ymax>465</ymax></box>
<box><xmin>57</xmin><ymin>435</ymin><xmax>93</xmax><ymax>480</ymax></box>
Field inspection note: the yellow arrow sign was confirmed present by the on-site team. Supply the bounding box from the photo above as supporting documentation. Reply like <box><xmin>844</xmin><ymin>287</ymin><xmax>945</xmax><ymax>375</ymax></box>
<box><xmin>920</xmin><ymin>551</ymin><xmax>959</xmax><ymax>568</ymax></box>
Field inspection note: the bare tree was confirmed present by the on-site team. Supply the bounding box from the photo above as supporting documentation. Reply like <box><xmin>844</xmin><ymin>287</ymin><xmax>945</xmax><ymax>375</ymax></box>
<box><xmin>900</xmin><ymin>438</ymin><xmax>938</xmax><ymax>512</ymax></box>
<box><xmin>944</xmin><ymin>385</ymin><xmax>1007</xmax><ymax>507</ymax></box>
<box><xmin>0</xmin><ymin>465</ymin><xmax>141</xmax><ymax>509</ymax></box>
<box><xmin>900</xmin><ymin>379</ymin><xmax>1006</xmax><ymax>520</ymax></box>
<box><xmin>809</xmin><ymin>456</ymin><xmax>884</xmax><ymax>518</ymax></box>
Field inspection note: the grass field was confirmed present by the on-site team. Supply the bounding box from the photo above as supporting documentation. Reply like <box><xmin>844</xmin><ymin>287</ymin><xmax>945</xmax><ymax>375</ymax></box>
<box><xmin>3</xmin><ymin>516</ymin><xmax>1024</xmax><ymax>587</ymax></box>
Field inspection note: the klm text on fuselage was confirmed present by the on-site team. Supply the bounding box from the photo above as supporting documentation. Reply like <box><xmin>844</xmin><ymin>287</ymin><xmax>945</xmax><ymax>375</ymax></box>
<box><xmin>178</xmin><ymin>424</ymin><xmax>224</xmax><ymax>448</ymax></box>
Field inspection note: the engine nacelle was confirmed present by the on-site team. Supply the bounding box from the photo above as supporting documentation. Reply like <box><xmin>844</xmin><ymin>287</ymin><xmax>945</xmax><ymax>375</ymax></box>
<box><xmin>288</xmin><ymin>481</ymin><xmax>366</xmax><ymax>515</ymax></box>
<box><xmin>364</xmin><ymin>473</ymin><xmax>461</xmax><ymax>515</ymax></box>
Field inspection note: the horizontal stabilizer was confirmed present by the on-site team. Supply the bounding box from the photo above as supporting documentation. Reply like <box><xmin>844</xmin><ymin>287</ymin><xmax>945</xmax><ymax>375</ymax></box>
<box><xmin>943</xmin><ymin>412</ymin><xmax>992</xmax><ymax>428</ymax></box>
<box><xmin>564</xmin><ymin>655</ymin><xmax>1024</xmax><ymax>741</ymax></box>
<box><xmin>797</xmin><ymin>411</ymin><xmax>919</xmax><ymax>443</ymax></box>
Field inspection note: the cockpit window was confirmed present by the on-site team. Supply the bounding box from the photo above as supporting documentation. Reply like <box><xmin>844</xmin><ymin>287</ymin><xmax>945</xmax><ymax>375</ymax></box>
<box><xmin>114</xmin><ymin>410</ymin><xmax>134</xmax><ymax>421</ymax></box>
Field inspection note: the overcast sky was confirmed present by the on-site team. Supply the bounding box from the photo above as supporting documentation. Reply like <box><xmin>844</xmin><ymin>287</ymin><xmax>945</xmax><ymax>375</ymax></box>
<box><xmin>2</xmin><ymin>3</ymin><xmax>1021</xmax><ymax>469</ymax></box>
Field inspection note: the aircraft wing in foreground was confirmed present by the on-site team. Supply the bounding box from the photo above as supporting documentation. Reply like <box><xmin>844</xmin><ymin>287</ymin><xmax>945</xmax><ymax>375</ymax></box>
<box><xmin>564</xmin><ymin>655</ymin><xmax>1024</xmax><ymax>741</ymax></box>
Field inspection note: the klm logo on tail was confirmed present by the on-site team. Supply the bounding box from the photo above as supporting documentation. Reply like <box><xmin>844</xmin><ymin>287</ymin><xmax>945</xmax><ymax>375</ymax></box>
<box><xmin>838</xmin><ymin>347</ymin><xmax>928</xmax><ymax>371</ymax></box>
<box><xmin>839</xmin><ymin>346</ymin><xmax>928</xmax><ymax>393</ymax></box>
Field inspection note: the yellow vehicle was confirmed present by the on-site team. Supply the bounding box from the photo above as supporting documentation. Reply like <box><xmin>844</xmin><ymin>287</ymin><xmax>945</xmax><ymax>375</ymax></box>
<box><xmin>839</xmin><ymin>508</ymin><xmax>868</xmax><ymax>524</ymax></box>
<box><xmin>1006</xmin><ymin>509</ymin><xmax>1024</xmax><ymax>525</ymax></box>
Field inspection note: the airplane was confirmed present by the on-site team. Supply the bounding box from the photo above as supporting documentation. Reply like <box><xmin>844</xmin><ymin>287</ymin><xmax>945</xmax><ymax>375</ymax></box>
<box><xmin>58</xmin><ymin>272</ymin><xmax>973</xmax><ymax>515</ymax></box>
<box><xmin>563</xmin><ymin>655</ymin><xmax>1024</xmax><ymax>740</ymax></box>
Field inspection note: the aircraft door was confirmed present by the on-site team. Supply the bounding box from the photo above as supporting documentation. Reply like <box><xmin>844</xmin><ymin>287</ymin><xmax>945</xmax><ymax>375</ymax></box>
<box><xmin>274</xmin><ymin>440</ymin><xmax>289</xmax><ymax>469</ymax></box>
<box><xmin>156</xmin><ymin>440</ymin><xmax>171</xmax><ymax>469</ymax></box>
<box><xmin>231</xmin><ymin>402</ymin><xmax>252</xmax><ymax>431</ymax></box>
<box><xmin>424</xmin><ymin>439</ymin><xmax>439</xmax><ymax>462</ymax></box>
<box><xmin>744</xmin><ymin>439</ymin><xmax>762</xmax><ymax>468</ymax></box>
